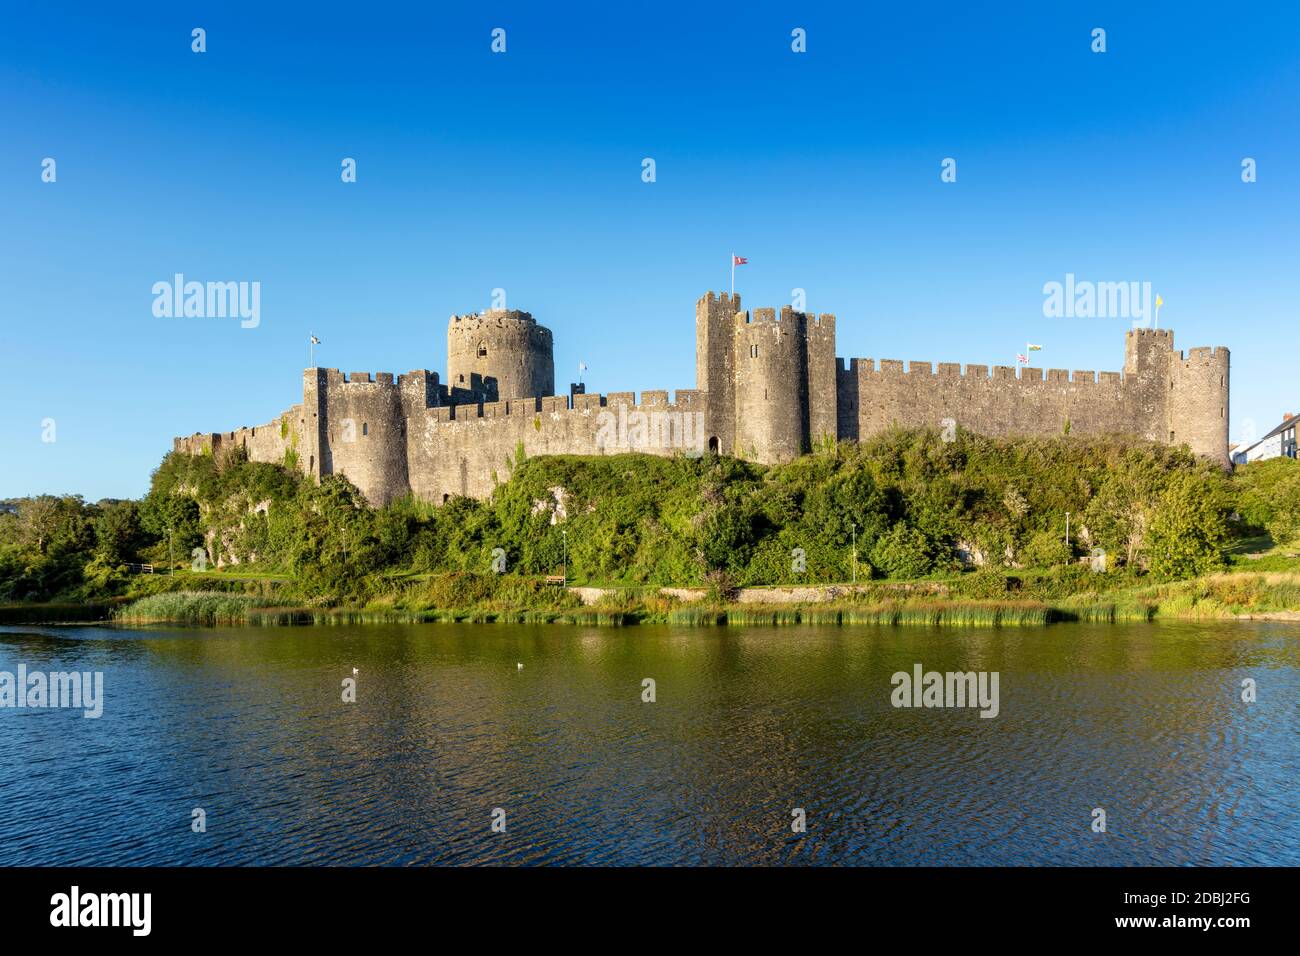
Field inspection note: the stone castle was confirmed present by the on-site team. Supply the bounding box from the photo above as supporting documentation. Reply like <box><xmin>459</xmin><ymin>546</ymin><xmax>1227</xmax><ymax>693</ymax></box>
<box><xmin>175</xmin><ymin>292</ymin><xmax>1230</xmax><ymax>505</ymax></box>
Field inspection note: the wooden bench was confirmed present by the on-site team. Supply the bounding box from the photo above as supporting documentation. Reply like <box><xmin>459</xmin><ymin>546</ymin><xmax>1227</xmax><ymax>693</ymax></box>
<box><xmin>544</xmin><ymin>575</ymin><xmax>566</xmax><ymax>586</ymax></box>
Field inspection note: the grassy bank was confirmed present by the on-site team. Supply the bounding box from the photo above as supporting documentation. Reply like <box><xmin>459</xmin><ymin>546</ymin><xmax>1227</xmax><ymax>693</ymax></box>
<box><xmin>96</xmin><ymin>569</ymin><xmax>1300</xmax><ymax>628</ymax></box>
<box><xmin>112</xmin><ymin>589</ymin><xmax>639</xmax><ymax>627</ymax></box>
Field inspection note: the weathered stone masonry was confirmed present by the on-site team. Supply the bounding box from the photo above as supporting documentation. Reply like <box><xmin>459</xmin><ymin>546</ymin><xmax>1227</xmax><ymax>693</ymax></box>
<box><xmin>175</xmin><ymin>295</ymin><xmax>1229</xmax><ymax>505</ymax></box>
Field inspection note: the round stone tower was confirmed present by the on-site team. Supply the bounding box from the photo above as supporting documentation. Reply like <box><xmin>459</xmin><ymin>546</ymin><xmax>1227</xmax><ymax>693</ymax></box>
<box><xmin>1167</xmin><ymin>344</ymin><xmax>1230</xmax><ymax>467</ymax></box>
<box><xmin>447</xmin><ymin>309</ymin><xmax>554</xmax><ymax>403</ymax></box>
<box><xmin>317</xmin><ymin>370</ymin><xmax>410</xmax><ymax>507</ymax></box>
<box><xmin>731</xmin><ymin>307</ymin><xmax>808</xmax><ymax>462</ymax></box>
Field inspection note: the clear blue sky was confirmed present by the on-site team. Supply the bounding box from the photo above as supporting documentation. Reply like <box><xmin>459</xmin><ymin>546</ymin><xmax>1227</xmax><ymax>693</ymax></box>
<box><xmin>2</xmin><ymin>1</ymin><xmax>1298</xmax><ymax>499</ymax></box>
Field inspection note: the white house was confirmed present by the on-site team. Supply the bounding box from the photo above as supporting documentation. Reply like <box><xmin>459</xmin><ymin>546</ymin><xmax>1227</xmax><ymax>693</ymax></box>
<box><xmin>1232</xmin><ymin>413</ymin><xmax>1299</xmax><ymax>465</ymax></box>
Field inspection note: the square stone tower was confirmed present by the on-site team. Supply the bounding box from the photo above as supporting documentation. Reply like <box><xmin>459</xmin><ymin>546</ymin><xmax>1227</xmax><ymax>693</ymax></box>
<box><xmin>695</xmin><ymin>292</ymin><xmax>741</xmax><ymax>454</ymax></box>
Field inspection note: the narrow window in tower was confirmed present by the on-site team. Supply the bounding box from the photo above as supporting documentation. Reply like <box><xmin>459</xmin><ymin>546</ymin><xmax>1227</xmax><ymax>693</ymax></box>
<box><xmin>1170</xmin><ymin>430</ymin><xmax>1175</xmax><ymax>441</ymax></box>
<box><xmin>750</xmin><ymin>344</ymin><xmax>759</xmax><ymax>358</ymax></box>
<box><xmin>362</xmin><ymin>422</ymin><xmax>368</xmax><ymax>436</ymax></box>
<box><xmin>478</xmin><ymin>342</ymin><xmax>488</xmax><ymax>358</ymax></box>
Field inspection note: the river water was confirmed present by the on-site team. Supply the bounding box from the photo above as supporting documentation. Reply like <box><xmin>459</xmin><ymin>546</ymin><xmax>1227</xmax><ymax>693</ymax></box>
<box><xmin>0</xmin><ymin>620</ymin><xmax>1296</xmax><ymax>865</ymax></box>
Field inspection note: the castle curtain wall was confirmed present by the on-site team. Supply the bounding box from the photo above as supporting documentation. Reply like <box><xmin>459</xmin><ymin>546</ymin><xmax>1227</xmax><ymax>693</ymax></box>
<box><xmin>175</xmin><ymin>296</ymin><xmax>1230</xmax><ymax>505</ymax></box>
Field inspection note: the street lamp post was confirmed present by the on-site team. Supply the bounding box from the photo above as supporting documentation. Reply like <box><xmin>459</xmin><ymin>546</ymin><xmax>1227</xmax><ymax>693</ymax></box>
<box><xmin>851</xmin><ymin>523</ymin><xmax>857</xmax><ymax>584</ymax></box>
<box><xmin>562</xmin><ymin>529</ymin><xmax>567</xmax><ymax>586</ymax></box>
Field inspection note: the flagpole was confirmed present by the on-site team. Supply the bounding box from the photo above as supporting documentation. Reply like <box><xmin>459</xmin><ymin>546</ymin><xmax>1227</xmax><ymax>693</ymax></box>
<box><xmin>309</xmin><ymin>332</ymin><xmax>314</xmax><ymax>368</ymax></box>
<box><xmin>730</xmin><ymin>254</ymin><xmax>734</xmax><ymax>297</ymax></box>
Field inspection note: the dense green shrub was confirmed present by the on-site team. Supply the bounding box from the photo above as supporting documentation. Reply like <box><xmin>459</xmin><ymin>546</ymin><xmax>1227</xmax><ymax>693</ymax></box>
<box><xmin>1</xmin><ymin>429</ymin><xmax>1250</xmax><ymax>603</ymax></box>
<box><xmin>869</xmin><ymin>523</ymin><xmax>935</xmax><ymax>579</ymax></box>
<box><xmin>1020</xmin><ymin>530</ymin><xmax>1073</xmax><ymax>568</ymax></box>
<box><xmin>949</xmin><ymin>568</ymin><xmax>1009</xmax><ymax>598</ymax></box>
<box><xmin>1233</xmin><ymin>457</ymin><xmax>1300</xmax><ymax>545</ymax></box>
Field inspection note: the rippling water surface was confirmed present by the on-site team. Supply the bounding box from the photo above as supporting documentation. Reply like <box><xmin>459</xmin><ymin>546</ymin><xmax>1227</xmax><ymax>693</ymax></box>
<box><xmin>0</xmin><ymin>620</ymin><xmax>1296</xmax><ymax>865</ymax></box>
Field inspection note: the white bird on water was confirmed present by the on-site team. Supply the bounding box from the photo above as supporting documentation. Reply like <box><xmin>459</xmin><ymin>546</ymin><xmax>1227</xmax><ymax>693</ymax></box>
<box><xmin>517</xmin><ymin>663</ymin><xmax>523</xmax><ymax>670</ymax></box>
<box><xmin>352</xmin><ymin>667</ymin><xmax>358</xmax><ymax>675</ymax></box>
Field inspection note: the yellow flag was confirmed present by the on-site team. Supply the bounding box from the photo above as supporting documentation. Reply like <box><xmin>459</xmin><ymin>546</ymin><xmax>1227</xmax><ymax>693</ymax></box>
<box><xmin>1155</xmin><ymin>295</ymin><xmax>1164</xmax><ymax>308</ymax></box>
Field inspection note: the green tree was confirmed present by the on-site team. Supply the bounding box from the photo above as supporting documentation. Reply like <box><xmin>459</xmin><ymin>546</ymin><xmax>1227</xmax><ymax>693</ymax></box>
<box><xmin>1081</xmin><ymin>452</ymin><xmax>1170</xmax><ymax>566</ymax></box>
<box><xmin>138</xmin><ymin>492</ymin><xmax>202</xmax><ymax>558</ymax></box>
<box><xmin>1146</xmin><ymin>471</ymin><xmax>1229</xmax><ymax>579</ymax></box>
<box><xmin>15</xmin><ymin>495</ymin><xmax>92</xmax><ymax>558</ymax></box>
<box><xmin>93</xmin><ymin>500</ymin><xmax>146</xmax><ymax>565</ymax></box>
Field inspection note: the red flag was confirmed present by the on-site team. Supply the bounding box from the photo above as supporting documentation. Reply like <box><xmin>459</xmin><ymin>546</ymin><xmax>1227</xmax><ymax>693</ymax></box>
<box><xmin>732</xmin><ymin>255</ymin><xmax>748</xmax><ymax>266</ymax></box>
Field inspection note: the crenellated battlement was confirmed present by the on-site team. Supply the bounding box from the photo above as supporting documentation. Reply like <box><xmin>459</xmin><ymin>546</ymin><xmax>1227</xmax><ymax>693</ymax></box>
<box><xmin>698</xmin><ymin>291</ymin><xmax>741</xmax><ymax>310</ymax></box>
<box><xmin>1181</xmin><ymin>346</ymin><xmax>1230</xmax><ymax>364</ymax></box>
<box><xmin>449</xmin><ymin>308</ymin><xmax>537</xmax><ymax>327</ymax></box>
<box><xmin>341</xmin><ymin>371</ymin><xmax>397</xmax><ymax>386</ymax></box>
<box><xmin>841</xmin><ymin>357</ymin><xmax>1129</xmax><ymax>388</ymax></box>
<box><xmin>739</xmin><ymin>307</ymin><xmax>780</xmax><ymax>325</ymax></box>
<box><xmin>1127</xmin><ymin>328</ymin><xmax>1174</xmax><ymax>341</ymax></box>
<box><xmin>312</xmin><ymin>368</ymin><xmax>402</xmax><ymax>388</ymax></box>
<box><xmin>735</xmin><ymin>305</ymin><xmax>819</xmax><ymax>327</ymax></box>
<box><xmin>410</xmin><ymin>387</ymin><xmax>702</xmax><ymax>423</ymax></box>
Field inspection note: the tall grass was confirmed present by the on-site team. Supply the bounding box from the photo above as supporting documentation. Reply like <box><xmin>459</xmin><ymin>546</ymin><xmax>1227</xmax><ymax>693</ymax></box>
<box><xmin>725</xmin><ymin>607</ymin><xmax>804</xmax><ymax>626</ymax></box>
<box><xmin>1051</xmin><ymin>598</ymin><xmax>1156</xmax><ymax>623</ymax></box>
<box><xmin>666</xmin><ymin>607</ymin><xmax>726</xmax><ymax>626</ymax></box>
<box><xmin>838</xmin><ymin>601</ymin><xmax>1051</xmax><ymax>627</ymax></box>
<box><xmin>665</xmin><ymin>600</ymin><xmax>1070</xmax><ymax>627</ymax></box>
<box><xmin>116</xmin><ymin>591</ymin><xmax>276</xmax><ymax>625</ymax></box>
<box><xmin>111</xmin><ymin>576</ymin><xmax>1300</xmax><ymax>629</ymax></box>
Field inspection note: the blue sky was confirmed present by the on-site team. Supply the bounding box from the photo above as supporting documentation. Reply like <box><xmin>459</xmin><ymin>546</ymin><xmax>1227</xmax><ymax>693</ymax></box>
<box><xmin>2</xmin><ymin>1</ymin><xmax>1298</xmax><ymax>499</ymax></box>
